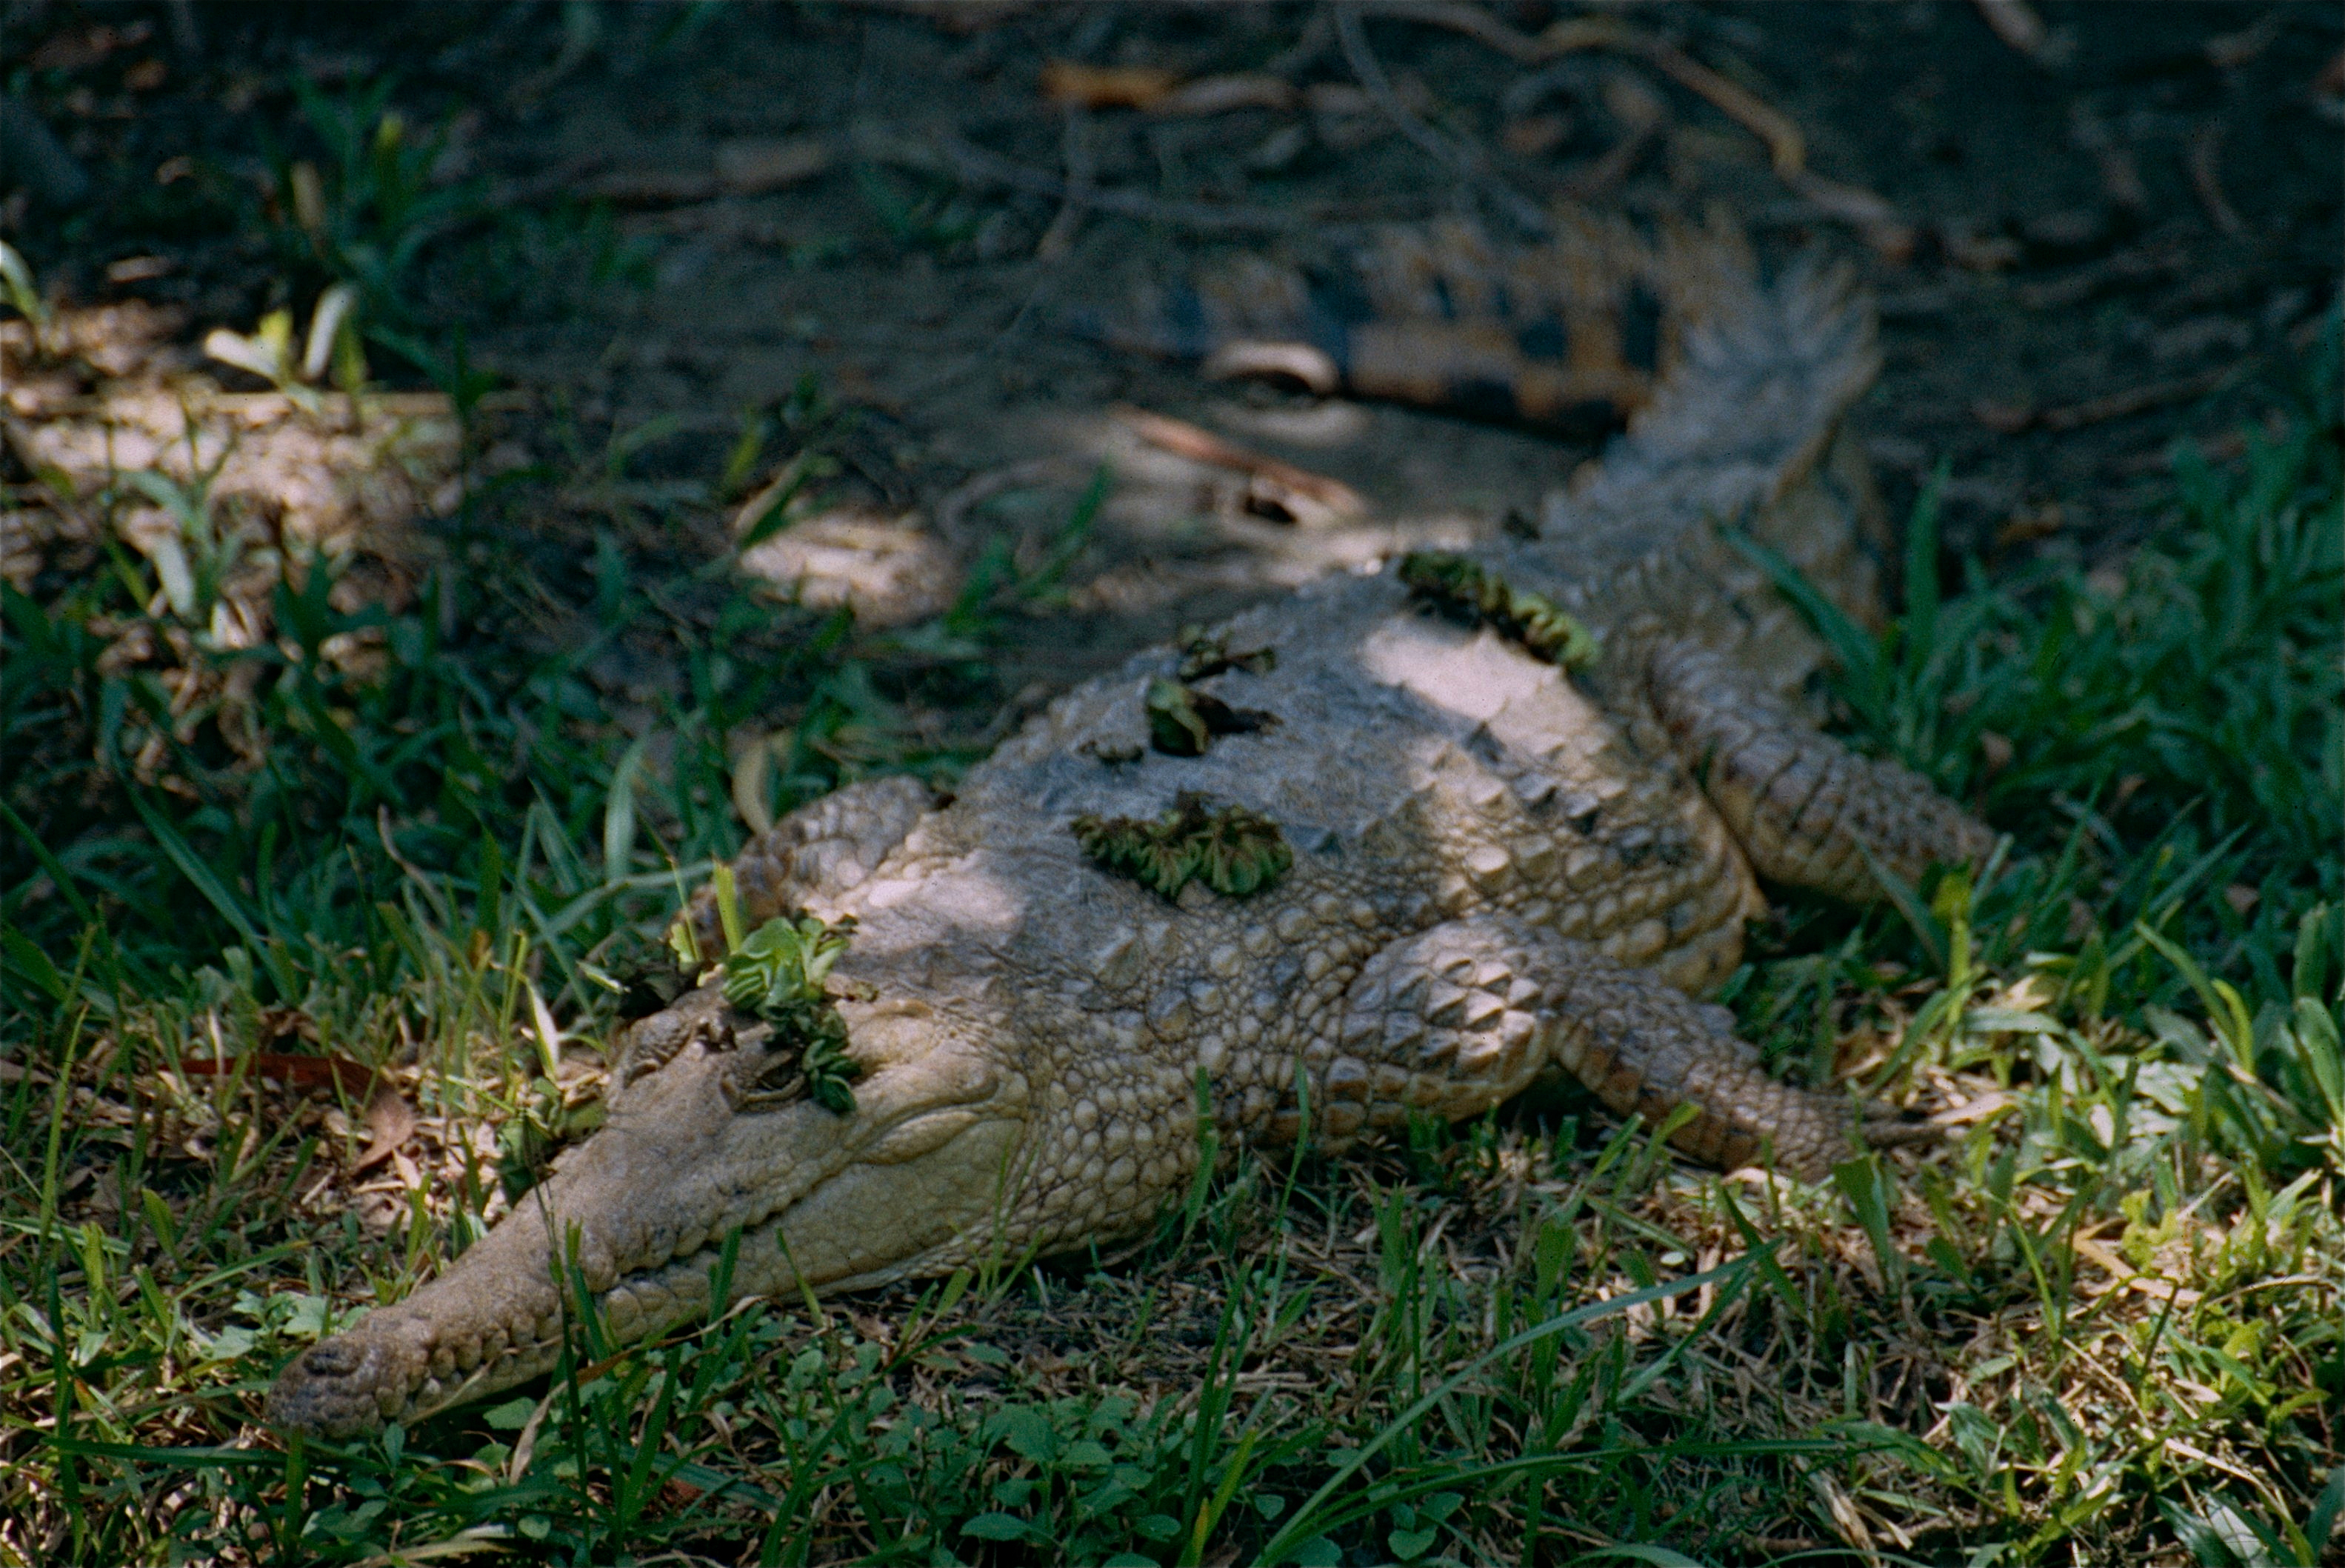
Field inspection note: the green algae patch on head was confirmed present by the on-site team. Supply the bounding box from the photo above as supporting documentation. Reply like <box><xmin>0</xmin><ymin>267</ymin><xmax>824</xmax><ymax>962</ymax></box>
<box><xmin>1175</xmin><ymin>624</ymin><xmax>1276</xmax><ymax>681</ymax></box>
<box><xmin>1145</xmin><ymin>675</ymin><xmax>1214</xmax><ymax>756</ymax></box>
<box><xmin>1398</xmin><ymin>550</ymin><xmax>1599</xmax><ymax>670</ymax></box>
<box><xmin>1073</xmin><ymin>793</ymin><xmax>1293</xmax><ymax>901</ymax></box>
<box><xmin>721</xmin><ymin>914</ymin><xmax>864</xmax><ymax>1113</ymax></box>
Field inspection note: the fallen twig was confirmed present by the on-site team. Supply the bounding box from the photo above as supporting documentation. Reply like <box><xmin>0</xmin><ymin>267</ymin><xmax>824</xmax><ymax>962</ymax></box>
<box><xmin>486</xmin><ymin>151</ymin><xmax>610</xmax><ymax>208</ymax></box>
<box><xmin>1110</xmin><ymin>404</ymin><xmax>1365</xmax><ymax>524</ymax></box>
<box><xmin>2015</xmin><ymin>238</ymin><xmax>2190</xmax><ymax>310</ymax></box>
<box><xmin>1784</xmin><ymin>171</ymin><xmax>1915</xmax><ymax>261</ymax></box>
<box><xmin>2186</xmin><ymin>120</ymin><xmax>2244</xmax><ymax>236</ymax></box>
<box><xmin>935</xmin><ymin>458</ymin><xmax>1087</xmax><ymax>544</ymax></box>
<box><xmin>1378</xmin><ymin>5</ymin><xmax>1912</xmax><ymax>256</ymax></box>
<box><xmin>924</xmin><ymin>133</ymin><xmax>1307</xmax><ymax>233</ymax></box>
<box><xmin>1972</xmin><ymin>367</ymin><xmax>2232</xmax><ymax>435</ymax></box>
<box><xmin>2068</xmin><ymin>102</ymin><xmax>2147</xmax><ymax>214</ymax></box>
<box><xmin>714</xmin><ymin>136</ymin><xmax>836</xmax><ymax>194</ymax></box>
<box><xmin>1332</xmin><ymin>2</ymin><xmax>1552</xmax><ymax>238</ymax></box>
<box><xmin>1361</xmin><ymin>0</ymin><xmax>1547</xmax><ymax>63</ymax></box>
<box><xmin>2109</xmin><ymin>429</ymin><xmax>2246</xmax><ymax>476</ymax></box>
<box><xmin>582</xmin><ymin>136</ymin><xmax>835</xmax><ymax>208</ymax></box>
<box><xmin>1148</xmin><ymin>73</ymin><xmax>1299</xmax><ymax>117</ymax></box>
<box><xmin>1536</xmin><ymin>16</ymin><xmax>1805</xmax><ymax>175</ymax></box>
<box><xmin>1035</xmin><ymin>106</ymin><xmax>1094</xmax><ymax>260</ymax></box>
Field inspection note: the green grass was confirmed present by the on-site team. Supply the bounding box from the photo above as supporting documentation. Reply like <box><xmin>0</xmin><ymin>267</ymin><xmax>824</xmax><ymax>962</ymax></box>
<box><xmin>2</xmin><ymin>69</ymin><xmax>2341</xmax><ymax>1567</ymax></box>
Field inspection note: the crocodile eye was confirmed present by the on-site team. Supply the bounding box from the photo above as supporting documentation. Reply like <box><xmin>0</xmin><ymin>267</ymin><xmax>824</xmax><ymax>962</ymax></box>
<box><xmin>615</xmin><ymin>1001</ymin><xmax>736</xmax><ymax>1092</ymax></box>
<box><xmin>616</xmin><ymin>1015</ymin><xmax>683</xmax><ymax>1090</ymax></box>
<box><xmin>614</xmin><ymin>964</ymin><xmax>688</xmax><ymax>1021</ymax></box>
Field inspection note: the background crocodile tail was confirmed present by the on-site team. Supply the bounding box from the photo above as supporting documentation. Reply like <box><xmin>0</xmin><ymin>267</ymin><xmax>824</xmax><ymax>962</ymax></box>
<box><xmin>1080</xmin><ymin>210</ymin><xmax>1745</xmax><ymax>435</ymax></box>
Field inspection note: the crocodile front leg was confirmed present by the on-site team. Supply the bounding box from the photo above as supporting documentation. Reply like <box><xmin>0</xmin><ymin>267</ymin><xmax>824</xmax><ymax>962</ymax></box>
<box><xmin>1643</xmin><ymin>639</ymin><xmax>1996</xmax><ymax>904</ymax></box>
<box><xmin>1287</xmin><ymin>915</ymin><xmax>1913</xmax><ymax>1179</ymax></box>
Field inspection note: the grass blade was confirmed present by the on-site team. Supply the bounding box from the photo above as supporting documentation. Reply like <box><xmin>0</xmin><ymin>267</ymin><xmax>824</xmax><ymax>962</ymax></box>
<box><xmin>1257</xmin><ymin>1255</ymin><xmax>1752</xmax><ymax>1565</ymax></box>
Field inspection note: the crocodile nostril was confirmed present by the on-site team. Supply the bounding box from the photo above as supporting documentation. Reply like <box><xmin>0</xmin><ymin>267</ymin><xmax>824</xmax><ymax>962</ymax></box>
<box><xmin>298</xmin><ymin>1340</ymin><xmax>364</xmax><ymax>1378</ymax></box>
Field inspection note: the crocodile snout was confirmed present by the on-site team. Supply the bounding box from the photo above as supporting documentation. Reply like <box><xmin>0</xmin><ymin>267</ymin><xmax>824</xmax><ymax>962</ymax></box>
<box><xmin>266</xmin><ymin>984</ymin><xmax>1025</xmax><ymax>1438</ymax></box>
<box><xmin>267</xmin><ymin>1323</ymin><xmax>429</xmax><ymax>1441</ymax></box>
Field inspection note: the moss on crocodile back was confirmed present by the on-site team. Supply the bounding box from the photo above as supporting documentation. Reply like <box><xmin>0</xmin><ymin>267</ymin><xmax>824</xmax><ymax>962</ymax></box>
<box><xmin>1072</xmin><ymin>794</ymin><xmax>1293</xmax><ymax>901</ymax></box>
<box><xmin>1399</xmin><ymin>550</ymin><xmax>1600</xmax><ymax>670</ymax></box>
<box><xmin>1175</xmin><ymin>625</ymin><xmax>1276</xmax><ymax>681</ymax></box>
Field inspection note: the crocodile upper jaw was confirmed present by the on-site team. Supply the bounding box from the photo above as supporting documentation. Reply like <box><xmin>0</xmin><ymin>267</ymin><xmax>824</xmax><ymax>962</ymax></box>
<box><xmin>266</xmin><ymin>995</ymin><xmax>1024</xmax><ymax>1439</ymax></box>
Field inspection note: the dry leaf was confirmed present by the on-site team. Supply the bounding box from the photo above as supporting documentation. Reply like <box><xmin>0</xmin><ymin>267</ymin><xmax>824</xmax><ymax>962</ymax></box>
<box><xmin>179</xmin><ymin>1052</ymin><xmax>374</xmax><ymax>1094</ymax></box>
<box><xmin>1038</xmin><ymin>60</ymin><xmax>1180</xmax><ymax>110</ymax></box>
<box><xmin>1501</xmin><ymin>113</ymin><xmax>1572</xmax><ymax>158</ymax></box>
<box><xmin>1994</xmin><ymin>503</ymin><xmax>2064</xmax><ymax>549</ymax></box>
<box><xmin>1110</xmin><ymin>404</ymin><xmax>1364</xmax><ymax>525</ymax></box>
<box><xmin>737</xmin><ymin>507</ymin><xmax>956</xmax><ymax>627</ymax></box>
<box><xmin>352</xmin><ymin>1083</ymin><xmax>419</xmax><ymax>1175</ymax></box>
<box><xmin>1199</xmin><ymin>340</ymin><xmax>1341</xmax><ymax>396</ymax></box>
<box><xmin>713</xmin><ymin>136</ymin><xmax>833</xmax><ymax>194</ymax></box>
<box><xmin>29</xmin><ymin>20</ymin><xmax>151</xmax><ymax>72</ymax></box>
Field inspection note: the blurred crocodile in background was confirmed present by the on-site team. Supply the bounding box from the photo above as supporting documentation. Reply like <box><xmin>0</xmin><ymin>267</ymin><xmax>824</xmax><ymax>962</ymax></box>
<box><xmin>267</xmin><ymin>211</ymin><xmax>1995</xmax><ymax>1439</ymax></box>
<box><xmin>1082</xmin><ymin>213</ymin><xmax>1689</xmax><ymax>434</ymax></box>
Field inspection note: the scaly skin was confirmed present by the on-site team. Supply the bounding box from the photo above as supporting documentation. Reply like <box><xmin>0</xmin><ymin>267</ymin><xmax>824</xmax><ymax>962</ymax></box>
<box><xmin>267</xmin><ymin>236</ymin><xmax>1992</xmax><ymax>1440</ymax></box>
<box><xmin>1097</xmin><ymin>211</ymin><xmax>1728</xmax><ymax>431</ymax></box>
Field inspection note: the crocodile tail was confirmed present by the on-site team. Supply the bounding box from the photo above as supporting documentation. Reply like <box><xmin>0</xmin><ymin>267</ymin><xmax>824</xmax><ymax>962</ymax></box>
<box><xmin>1095</xmin><ymin>210</ymin><xmax>1726</xmax><ymax>434</ymax></box>
<box><xmin>1564</xmin><ymin>235</ymin><xmax>1878</xmax><ymax>524</ymax></box>
<box><xmin>1494</xmin><ymin>224</ymin><xmax>1889</xmax><ymax>698</ymax></box>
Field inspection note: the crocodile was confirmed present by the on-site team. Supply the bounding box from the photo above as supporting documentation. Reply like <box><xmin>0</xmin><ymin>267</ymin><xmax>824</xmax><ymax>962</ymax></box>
<box><xmin>1087</xmin><ymin>212</ymin><xmax>1695</xmax><ymax>433</ymax></box>
<box><xmin>267</xmin><ymin>216</ymin><xmax>1995</xmax><ymax>1440</ymax></box>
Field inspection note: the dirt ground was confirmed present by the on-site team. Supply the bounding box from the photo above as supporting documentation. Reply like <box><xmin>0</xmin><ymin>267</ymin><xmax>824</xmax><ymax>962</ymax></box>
<box><xmin>8</xmin><ymin>0</ymin><xmax>2340</xmax><ymax>700</ymax></box>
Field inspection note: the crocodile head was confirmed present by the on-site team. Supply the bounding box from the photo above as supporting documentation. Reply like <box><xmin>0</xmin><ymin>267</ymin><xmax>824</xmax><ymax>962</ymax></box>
<box><xmin>265</xmin><ymin>985</ymin><xmax>1027</xmax><ymax>1439</ymax></box>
